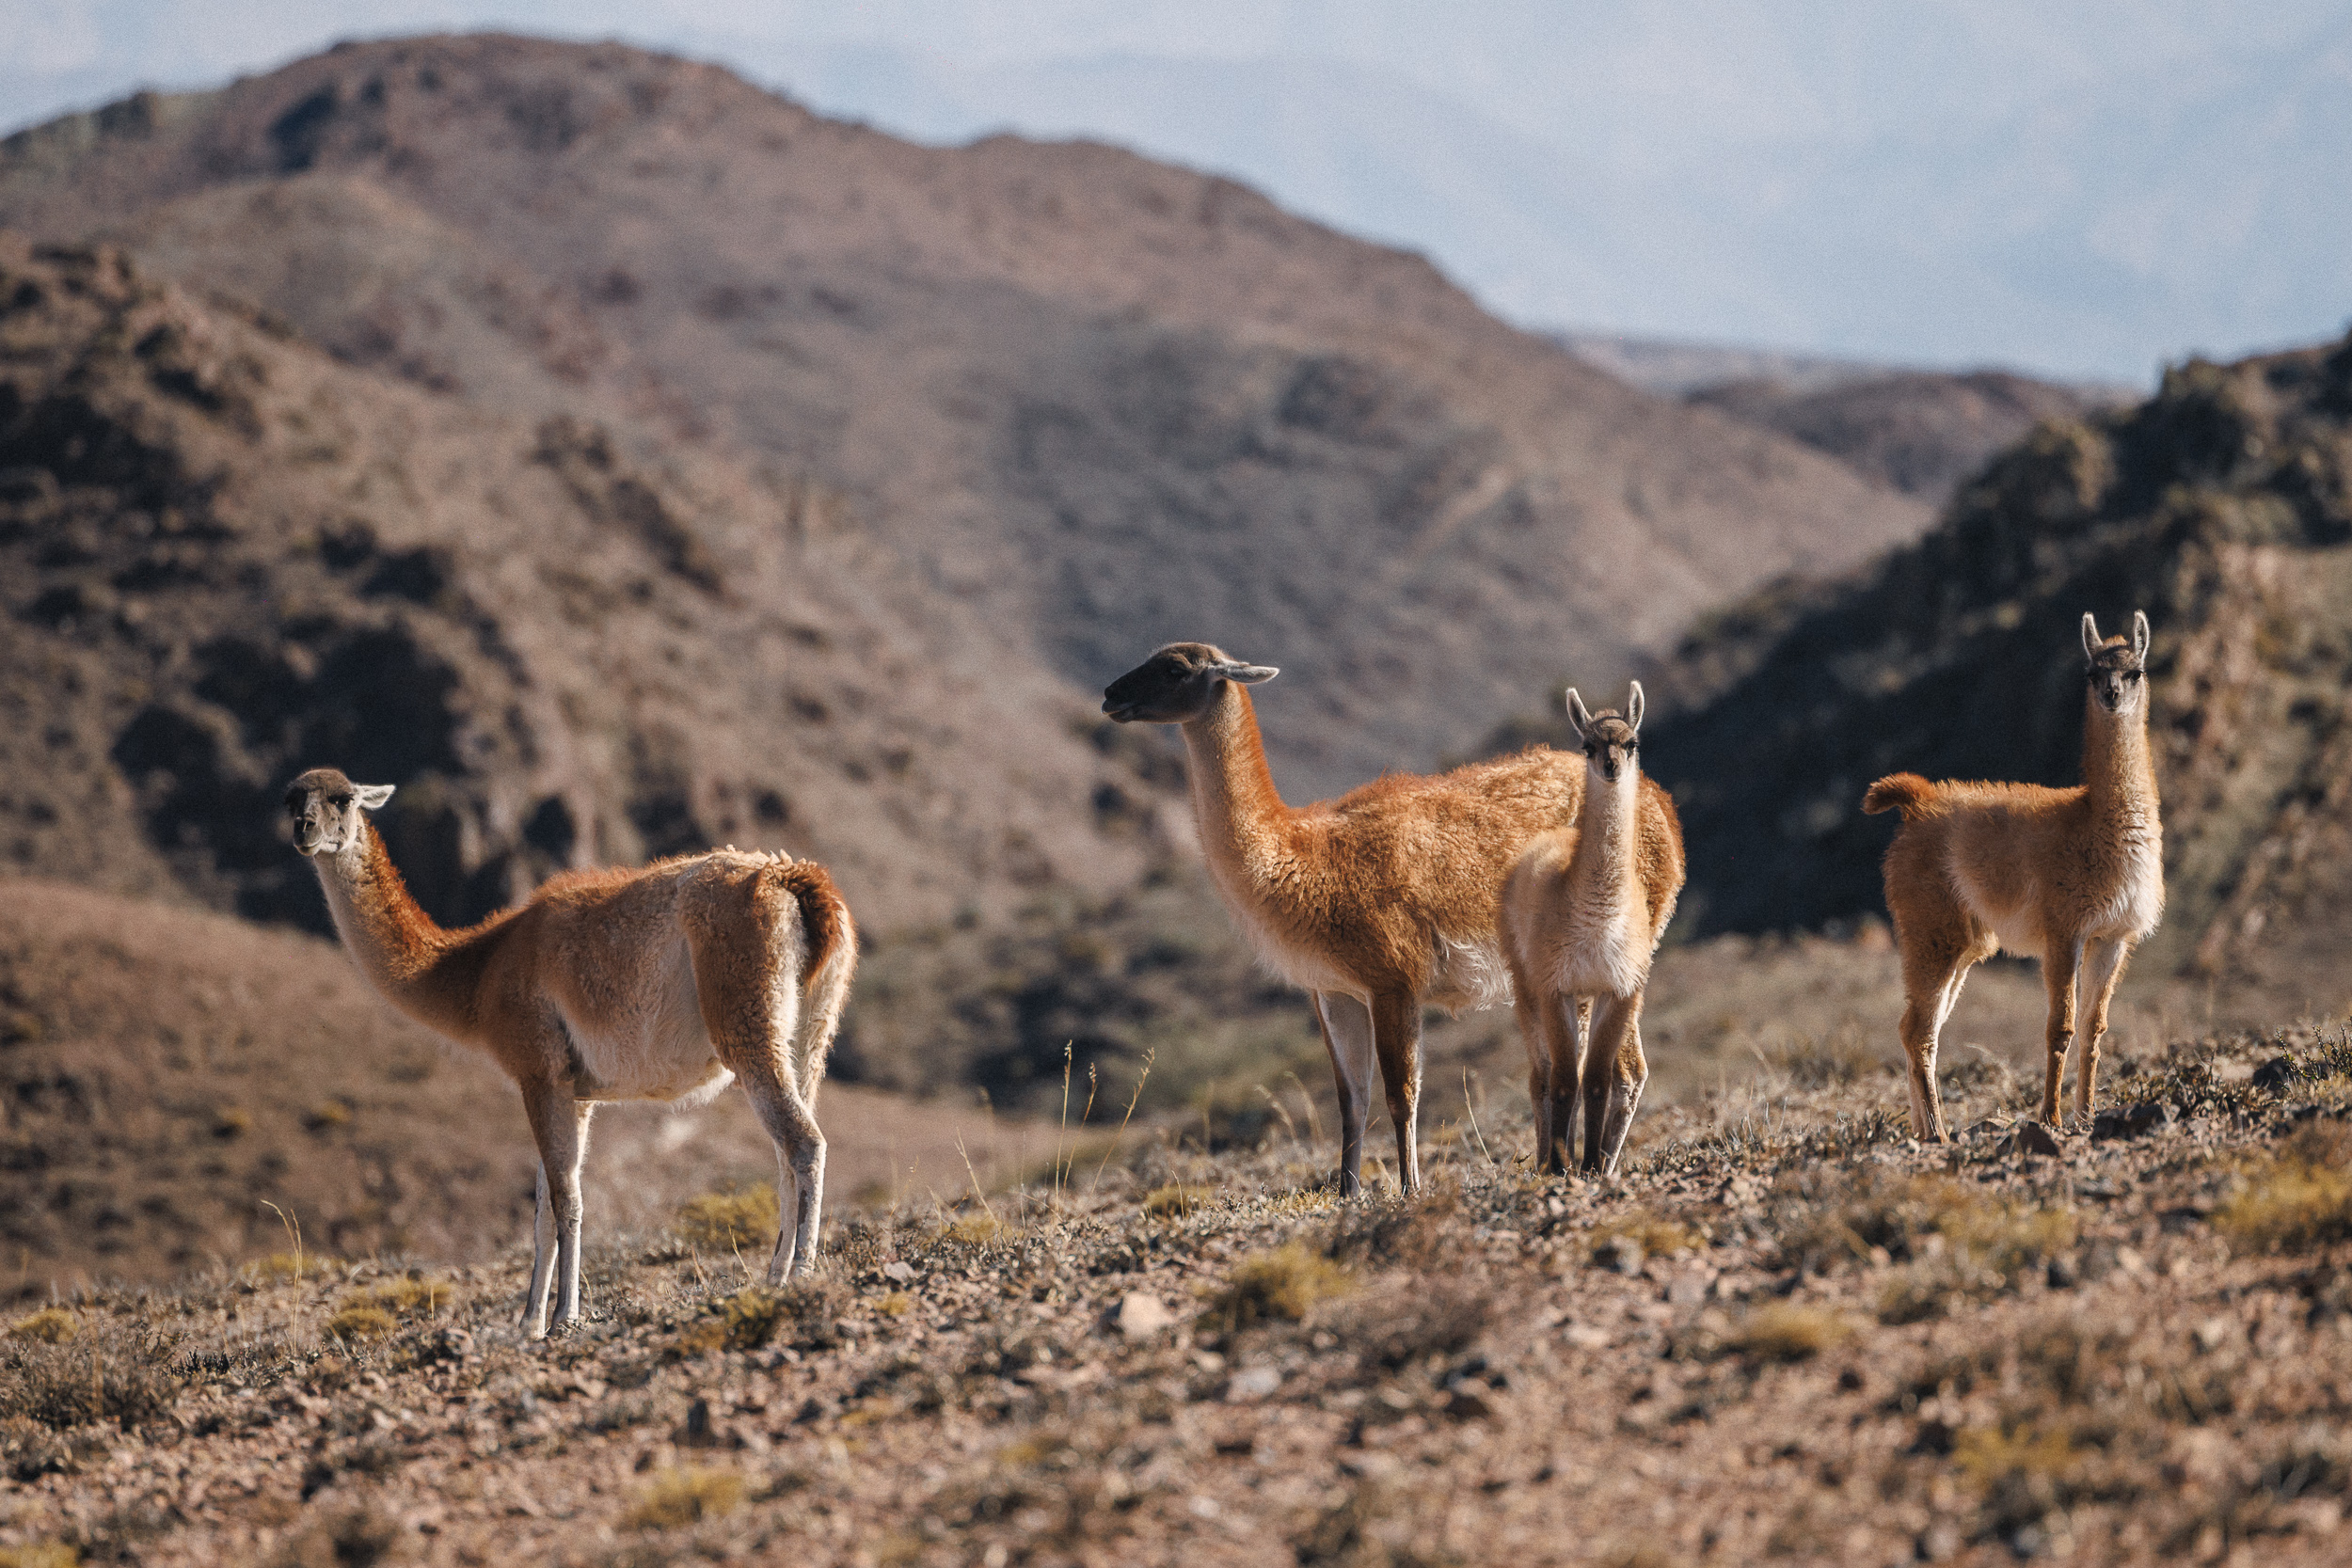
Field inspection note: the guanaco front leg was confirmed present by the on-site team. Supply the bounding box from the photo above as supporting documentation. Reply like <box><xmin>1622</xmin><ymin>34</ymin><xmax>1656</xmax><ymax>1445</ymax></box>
<box><xmin>2074</xmin><ymin>938</ymin><xmax>2132</xmax><ymax>1125</ymax></box>
<box><xmin>2041</xmin><ymin>940</ymin><xmax>2082</xmax><ymax>1127</ymax></box>
<box><xmin>1316</xmin><ymin>992</ymin><xmax>1377</xmax><ymax>1197</ymax></box>
<box><xmin>1586</xmin><ymin>990</ymin><xmax>1649</xmax><ymax>1175</ymax></box>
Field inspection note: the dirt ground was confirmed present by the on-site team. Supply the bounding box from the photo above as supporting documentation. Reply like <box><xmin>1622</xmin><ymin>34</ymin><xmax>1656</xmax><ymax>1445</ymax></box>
<box><xmin>6</xmin><ymin>1017</ymin><xmax>2351</xmax><ymax>1568</ymax></box>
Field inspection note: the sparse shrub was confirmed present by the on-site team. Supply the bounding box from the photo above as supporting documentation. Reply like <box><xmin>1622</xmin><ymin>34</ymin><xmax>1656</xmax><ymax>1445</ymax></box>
<box><xmin>264</xmin><ymin>1504</ymin><xmax>403</xmax><ymax>1567</ymax></box>
<box><xmin>1141</xmin><ymin>1182</ymin><xmax>1213</xmax><ymax>1218</ymax></box>
<box><xmin>211</xmin><ymin>1106</ymin><xmax>252</xmax><ymax>1138</ymax></box>
<box><xmin>2</xmin><ymin>1415</ymin><xmax>71</xmax><ymax>1481</ymax></box>
<box><xmin>247</xmin><ymin>1252</ymin><xmax>327</xmax><ymax>1281</ymax></box>
<box><xmin>0</xmin><ymin>1318</ymin><xmax>182</xmax><ymax>1432</ymax></box>
<box><xmin>1343</xmin><ymin>1278</ymin><xmax>1490</xmax><ymax>1374</ymax></box>
<box><xmin>1199</xmin><ymin>1244</ymin><xmax>1354</xmax><ymax>1337</ymax></box>
<box><xmin>343</xmin><ymin>1275</ymin><xmax>453</xmax><ymax>1320</ymax></box>
<box><xmin>941</xmin><ymin>1213</ymin><xmax>1002</xmax><ymax>1245</ymax></box>
<box><xmin>303</xmin><ymin>1100</ymin><xmax>353</xmax><ymax>1132</ymax></box>
<box><xmin>1592</xmin><ymin>1211</ymin><xmax>1708</xmax><ymax>1264</ymax></box>
<box><xmin>873</xmin><ymin>1291</ymin><xmax>914</xmax><ymax>1318</ymax></box>
<box><xmin>2215</xmin><ymin>1121</ymin><xmax>2352</xmax><ymax>1254</ymax></box>
<box><xmin>325</xmin><ymin>1306</ymin><xmax>397</xmax><ymax>1343</ymax></box>
<box><xmin>625</xmin><ymin>1465</ymin><xmax>745</xmax><ymax>1529</ymax></box>
<box><xmin>1955</xmin><ymin>1423</ymin><xmax>2083</xmax><ymax>1540</ymax></box>
<box><xmin>675</xmin><ymin>1185</ymin><xmax>779</xmax><ymax>1251</ymax></box>
<box><xmin>8</xmin><ymin>1309</ymin><xmax>75</xmax><ymax>1344</ymax></box>
<box><xmin>1725</xmin><ymin>1303</ymin><xmax>1854</xmax><ymax>1363</ymax></box>
<box><xmin>694</xmin><ymin>1279</ymin><xmax>845</xmax><ymax>1354</ymax></box>
<box><xmin>1774</xmin><ymin>1172</ymin><xmax>2074</xmax><ymax>1322</ymax></box>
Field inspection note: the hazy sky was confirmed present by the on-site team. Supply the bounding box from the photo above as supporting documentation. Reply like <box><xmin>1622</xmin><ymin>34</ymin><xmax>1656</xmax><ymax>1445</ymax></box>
<box><xmin>7</xmin><ymin>2</ymin><xmax>2349</xmax><ymax>382</ymax></box>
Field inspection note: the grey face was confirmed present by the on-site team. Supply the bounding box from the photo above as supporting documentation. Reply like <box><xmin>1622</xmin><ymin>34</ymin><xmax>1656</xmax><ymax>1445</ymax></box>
<box><xmin>2081</xmin><ymin>610</ymin><xmax>2152</xmax><ymax>716</ymax></box>
<box><xmin>1101</xmin><ymin>641</ymin><xmax>1278</xmax><ymax>725</ymax></box>
<box><xmin>284</xmin><ymin>767</ymin><xmax>394</xmax><ymax>855</ymax></box>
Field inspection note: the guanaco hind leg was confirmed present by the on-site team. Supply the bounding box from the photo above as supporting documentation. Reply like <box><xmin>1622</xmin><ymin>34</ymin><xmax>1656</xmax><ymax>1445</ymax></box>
<box><xmin>1369</xmin><ymin>991</ymin><xmax>1426</xmax><ymax>1195</ymax></box>
<box><xmin>519</xmin><ymin>1088</ymin><xmax>593</xmax><ymax>1336</ymax></box>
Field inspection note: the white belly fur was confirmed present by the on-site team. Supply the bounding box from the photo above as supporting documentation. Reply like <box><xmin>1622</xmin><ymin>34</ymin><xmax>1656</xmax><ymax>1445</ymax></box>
<box><xmin>561</xmin><ymin>937</ymin><xmax>734</xmax><ymax>1103</ymax></box>
<box><xmin>1552</xmin><ymin>907</ymin><xmax>1646</xmax><ymax>999</ymax></box>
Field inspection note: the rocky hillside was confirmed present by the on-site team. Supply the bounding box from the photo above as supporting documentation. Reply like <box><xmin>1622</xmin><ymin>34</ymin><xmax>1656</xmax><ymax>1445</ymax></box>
<box><xmin>0</xmin><ymin>236</ymin><xmax>1168</xmax><ymax>936</ymax></box>
<box><xmin>1689</xmin><ymin>370</ymin><xmax>2113</xmax><ymax>503</ymax></box>
<box><xmin>0</xmin><ymin>35</ymin><xmax>1931</xmax><ymax>797</ymax></box>
<box><xmin>5</xmin><ymin>1020</ymin><xmax>2350</xmax><ymax>1566</ymax></box>
<box><xmin>1518</xmin><ymin>333</ymin><xmax>2352</xmax><ymax>1007</ymax></box>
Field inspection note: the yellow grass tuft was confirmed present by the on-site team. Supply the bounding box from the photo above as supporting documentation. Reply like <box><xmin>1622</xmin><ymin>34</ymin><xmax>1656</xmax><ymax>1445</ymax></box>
<box><xmin>1142</xmin><ymin>1183</ymin><xmax>1216</xmax><ymax>1219</ymax></box>
<box><xmin>624</xmin><ymin>1465</ymin><xmax>745</xmax><ymax>1529</ymax></box>
<box><xmin>676</xmin><ymin>1185</ymin><xmax>780</xmax><ymax>1251</ymax></box>
<box><xmin>942</xmin><ymin>1213</ymin><xmax>1002</xmax><ymax>1245</ymax></box>
<box><xmin>1199</xmin><ymin>1243</ymin><xmax>1354</xmax><ymax>1336</ymax></box>
<box><xmin>1592</xmin><ymin>1211</ymin><xmax>1708</xmax><ymax>1261</ymax></box>
<box><xmin>0</xmin><ymin>1543</ymin><xmax>79</xmax><ymax>1568</ymax></box>
<box><xmin>7</xmin><ymin>1308</ymin><xmax>77</xmax><ymax>1345</ymax></box>
<box><xmin>873</xmin><ymin>1291</ymin><xmax>914</xmax><ymax>1318</ymax></box>
<box><xmin>2215</xmin><ymin>1127</ymin><xmax>2352</xmax><ymax>1254</ymax></box>
<box><xmin>355</xmin><ymin>1275</ymin><xmax>453</xmax><ymax>1318</ymax></box>
<box><xmin>324</xmin><ymin>1305</ymin><xmax>397</xmax><ymax>1342</ymax></box>
<box><xmin>1727</xmin><ymin>1303</ymin><xmax>1854</xmax><ymax>1363</ymax></box>
<box><xmin>1954</xmin><ymin>1423</ymin><xmax>2081</xmax><ymax>1490</ymax></box>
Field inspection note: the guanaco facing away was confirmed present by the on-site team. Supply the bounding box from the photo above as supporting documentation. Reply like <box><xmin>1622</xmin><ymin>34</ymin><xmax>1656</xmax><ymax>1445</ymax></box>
<box><xmin>285</xmin><ymin>768</ymin><xmax>855</xmax><ymax>1336</ymax></box>
<box><xmin>1501</xmin><ymin>684</ymin><xmax>1685</xmax><ymax>1175</ymax></box>
<box><xmin>1862</xmin><ymin>612</ymin><xmax>2163</xmax><ymax>1141</ymax></box>
<box><xmin>1103</xmin><ymin>642</ymin><xmax>1584</xmax><ymax>1196</ymax></box>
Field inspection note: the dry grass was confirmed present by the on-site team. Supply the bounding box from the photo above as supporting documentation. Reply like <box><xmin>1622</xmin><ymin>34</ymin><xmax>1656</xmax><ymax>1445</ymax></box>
<box><xmin>1725</xmin><ymin>1303</ymin><xmax>1854</xmax><ymax>1363</ymax></box>
<box><xmin>6</xmin><ymin>1309</ymin><xmax>75</xmax><ymax>1345</ymax></box>
<box><xmin>2215</xmin><ymin>1120</ymin><xmax>2352</xmax><ymax>1254</ymax></box>
<box><xmin>675</xmin><ymin>1185</ymin><xmax>781</xmax><ymax>1252</ymax></box>
<box><xmin>1591</xmin><ymin>1211</ymin><xmax>1708</xmax><ymax>1263</ymax></box>
<box><xmin>323</xmin><ymin>1306</ymin><xmax>397</xmax><ymax>1343</ymax></box>
<box><xmin>1198</xmin><ymin>1244</ymin><xmax>1355</xmax><ymax>1338</ymax></box>
<box><xmin>1141</xmin><ymin>1182</ymin><xmax>1215</xmax><ymax>1219</ymax></box>
<box><xmin>625</xmin><ymin>1465</ymin><xmax>746</xmax><ymax>1529</ymax></box>
<box><xmin>0</xmin><ymin>1544</ymin><xmax>80</xmax><ymax>1568</ymax></box>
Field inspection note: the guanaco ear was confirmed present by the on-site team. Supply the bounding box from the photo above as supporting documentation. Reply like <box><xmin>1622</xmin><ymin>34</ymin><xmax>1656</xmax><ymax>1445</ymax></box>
<box><xmin>2081</xmin><ymin>612</ymin><xmax>2102</xmax><ymax>659</ymax></box>
<box><xmin>1626</xmin><ymin>682</ymin><xmax>1645</xmax><ymax>734</ymax></box>
<box><xmin>1565</xmin><ymin>688</ymin><xmax>1593</xmax><ymax>739</ymax></box>
<box><xmin>1213</xmin><ymin>662</ymin><xmax>1279</xmax><ymax>685</ymax></box>
<box><xmin>353</xmin><ymin>784</ymin><xmax>396</xmax><ymax>811</ymax></box>
<box><xmin>2130</xmin><ymin>610</ymin><xmax>2150</xmax><ymax>661</ymax></box>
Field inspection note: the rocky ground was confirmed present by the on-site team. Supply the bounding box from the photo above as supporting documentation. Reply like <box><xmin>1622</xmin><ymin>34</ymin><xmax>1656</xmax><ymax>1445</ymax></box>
<box><xmin>5</xmin><ymin>1021</ymin><xmax>2351</xmax><ymax>1568</ymax></box>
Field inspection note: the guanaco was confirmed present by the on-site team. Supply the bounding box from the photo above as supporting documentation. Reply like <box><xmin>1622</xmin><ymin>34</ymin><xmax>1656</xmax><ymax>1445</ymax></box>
<box><xmin>1862</xmin><ymin>612</ymin><xmax>2163</xmax><ymax>1139</ymax></box>
<box><xmin>285</xmin><ymin>768</ymin><xmax>855</xmax><ymax>1335</ymax></box>
<box><xmin>1103</xmin><ymin>642</ymin><xmax>1583</xmax><ymax>1195</ymax></box>
<box><xmin>1501</xmin><ymin>684</ymin><xmax>1685</xmax><ymax>1175</ymax></box>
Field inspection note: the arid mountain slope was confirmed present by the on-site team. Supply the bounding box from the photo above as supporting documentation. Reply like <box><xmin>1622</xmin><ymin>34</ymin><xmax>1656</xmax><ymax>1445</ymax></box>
<box><xmin>0</xmin><ymin>37</ymin><xmax>1931</xmax><ymax>794</ymax></box>
<box><xmin>0</xmin><ymin>236</ymin><xmax>1168</xmax><ymax>937</ymax></box>
<box><xmin>1487</xmin><ymin>333</ymin><xmax>2352</xmax><ymax>1009</ymax></box>
<box><xmin>1689</xmin><ymin>370</ymin><xmax>2113</xmax><ymax>502</ymax></box>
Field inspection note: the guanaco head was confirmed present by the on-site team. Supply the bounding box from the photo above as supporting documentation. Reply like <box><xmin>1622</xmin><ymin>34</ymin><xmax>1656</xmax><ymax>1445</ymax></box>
<box><xmin>1102</xmin><ymin>641</ymin><xmax>1278</xmax><ymax>724</ymax></box>
<box><xmin>285</xmin><ymin>767</ymin><xmax>396</xmax><ymax>856</ymax></box>
<box><xmin>1565</xmin><ymin>682</ymin><xmax>1645</xmax><ymax>784</ymax></box>
<box><xmin>2080</xmin><ymin>610</ymin><xmax>2152</xmax><ymax>717</ymax></box>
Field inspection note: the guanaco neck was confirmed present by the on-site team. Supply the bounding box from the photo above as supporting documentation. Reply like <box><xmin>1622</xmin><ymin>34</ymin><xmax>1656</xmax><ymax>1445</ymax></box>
<box><xmin>312</xmin><ymin>821</ymin><xmax>478</xmax><ymax>1034</ymax></box>
<box><xmin>2081</xmin><ymin>693</ymin><xmax>2159</xmax><ymax>832</ymax></box>
<box><xmin>1177</xmin><ymin>682</ymin><xmax>1295</xmax><ymax>888</ymax></box>
<box><xmin>1568</xmin><ymin>763</ymin><xmax>1643</xmax><ymax>913</ymax></box>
